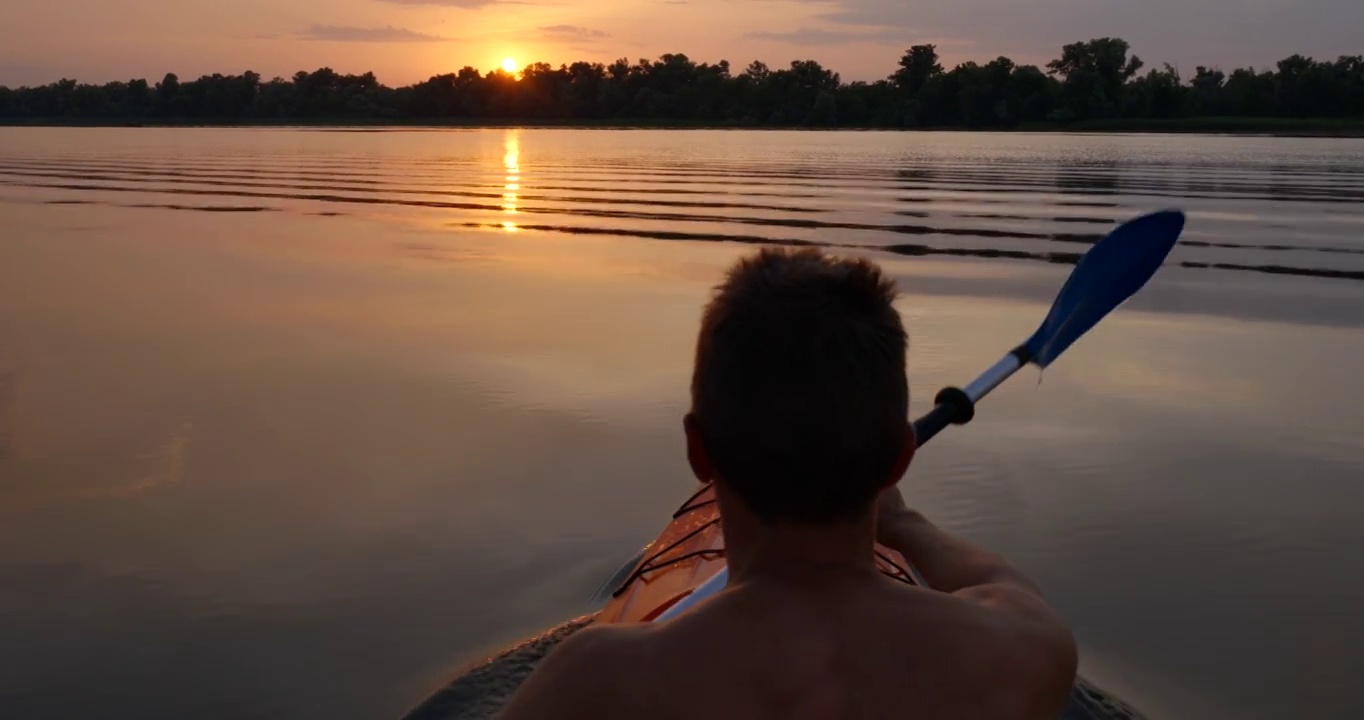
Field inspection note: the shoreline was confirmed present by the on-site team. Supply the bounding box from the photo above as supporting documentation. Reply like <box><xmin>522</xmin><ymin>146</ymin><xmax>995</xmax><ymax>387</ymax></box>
<box><xmin>3</xmin><ymin>117</ymin><xmax>1363</xmax><ymax>138</ymax></box>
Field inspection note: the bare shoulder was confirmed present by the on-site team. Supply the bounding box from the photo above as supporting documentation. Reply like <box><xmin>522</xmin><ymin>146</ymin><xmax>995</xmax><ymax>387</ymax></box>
<box><xmin>549</xmin><ymin>622</ymin><xmax>652</xmax><ymax>663</ymax></box>
<box><xmin>497</xmin><ymin>623</ymin><xmax>655</xmax><ymax>720</ymax></box>
<box><xmin>954</xmin><ymin>582</ymin><xmax>1077</xmax><ymax>667</ymax></box>
<box><xmin>924</xmin><ymin>583</ymin><xmax>1078</xmax><ymax>718</ymax></box>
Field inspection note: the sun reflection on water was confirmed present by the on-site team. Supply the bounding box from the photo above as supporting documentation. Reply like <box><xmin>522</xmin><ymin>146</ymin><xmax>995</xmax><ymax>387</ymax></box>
<box><xmin>502</xmin><ymin>130</ymin><xmax>520</xmax><ymax>232</ymax></box>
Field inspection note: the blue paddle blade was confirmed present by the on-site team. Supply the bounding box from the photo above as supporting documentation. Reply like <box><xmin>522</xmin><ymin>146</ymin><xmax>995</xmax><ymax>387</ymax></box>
<box><xmin>1023</xmin><ymin>210</ymin><xmax>1185</xmax><ymax>368</ymax></box>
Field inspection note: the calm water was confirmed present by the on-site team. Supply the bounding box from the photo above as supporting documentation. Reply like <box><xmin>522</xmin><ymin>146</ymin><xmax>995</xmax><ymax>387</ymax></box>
<box><xmin>2</xmin><ymin>128</ymin><xmax>1363</xmax><ymax>719</ymax></box>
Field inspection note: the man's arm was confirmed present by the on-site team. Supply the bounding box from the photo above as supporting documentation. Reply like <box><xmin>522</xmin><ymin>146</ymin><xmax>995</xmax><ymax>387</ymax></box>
<box><xmin>877</xmin><ymin>489</ymin><xmax>1078</xmax><ymax>718</ymax></box>
<box><xmin>497</xmin><ymin>625</ymin><xmax>631</xmax><ymax>720</ymax></box>
<box><xmin>878</xmin><ymin>505</ymin><xmax>1044</xmax><ymax>596</ymax></box>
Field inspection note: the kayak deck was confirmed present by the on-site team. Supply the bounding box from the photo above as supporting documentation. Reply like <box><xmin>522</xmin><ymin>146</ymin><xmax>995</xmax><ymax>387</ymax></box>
<box><xmin>600</xmin><ymin>485</ymin><xmax>916</xmax><ymax>624</ymax></box>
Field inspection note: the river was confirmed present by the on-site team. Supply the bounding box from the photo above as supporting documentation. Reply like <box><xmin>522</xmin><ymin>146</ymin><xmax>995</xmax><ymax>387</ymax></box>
<box><xmin>1</xmin><ymin>128</ymin><xmax>1363</xmax><ymax>719</ymax></box>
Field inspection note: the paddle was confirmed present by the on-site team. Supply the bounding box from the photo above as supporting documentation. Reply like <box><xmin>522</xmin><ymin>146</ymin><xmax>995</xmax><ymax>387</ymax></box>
<box><xmin>655</xmin><ymin>209</ymin><xmax>1186</xmax><ymax>622</ymax></box>
<box><xmin>910</xmin><ymin>209</ymin><xmax>1186</xmax><ymax>447</ymax></box>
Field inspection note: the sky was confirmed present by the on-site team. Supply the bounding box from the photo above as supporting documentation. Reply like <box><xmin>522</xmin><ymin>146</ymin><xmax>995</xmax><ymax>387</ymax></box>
<box><xmin>1</xmin><ymin>0</ymin><xmax>1360</xmax><ymax>87</ymax></box>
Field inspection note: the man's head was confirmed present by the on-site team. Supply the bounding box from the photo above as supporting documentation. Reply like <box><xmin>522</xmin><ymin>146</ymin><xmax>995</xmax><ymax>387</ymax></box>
<box><xmin>686</xmin><ymin>248</ymin><xmax>913</xmax><ymax>524</ymax></box>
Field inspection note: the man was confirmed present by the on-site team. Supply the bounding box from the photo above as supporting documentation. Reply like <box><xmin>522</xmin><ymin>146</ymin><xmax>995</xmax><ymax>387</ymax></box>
<box><xmin>500</xmin><ymin>248</ymin><xmax>1077</xmax><ymax>719</ymax></box>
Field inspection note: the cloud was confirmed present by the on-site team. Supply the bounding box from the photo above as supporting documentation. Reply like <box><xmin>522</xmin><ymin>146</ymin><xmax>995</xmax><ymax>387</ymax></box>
<box><xmin>299</xmin><ymin>25</ymin><xmax>452</xmax><ymax>43</ymax></box>
<box><xmin>539</xmin><ymin>25</ymin><xmax>611</xmax><ymax>41</ymax></box>
<box><xmin>805</xmin><ymin>0</ymin><xmax>1364</xmax><ymax>70</ymax></box>
<box><xmin>374</xmin><ymin>0</ymin><xmax>548</xmax><ymax>6</ymax></box>
<box><xmin>375</xmin><ymin>0</ymin><xmax>504</xmax><ymax>6</ymax></box>
<box><xmin>815</xmin><ymin>0</ymin><xmax>1086</xmax><ymax>39</ymax></box>
<box><xmin>744</xmin><ymin>26</ymin><xmax>906</xmax><ymax>46</ymax></box>
<box><xmin>0</xmin><ymin>63</ymin><xmax>58</xmax><ymax>87</ymax></box>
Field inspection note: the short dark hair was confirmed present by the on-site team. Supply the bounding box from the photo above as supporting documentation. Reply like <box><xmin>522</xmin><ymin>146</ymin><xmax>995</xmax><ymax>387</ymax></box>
<box><xmin>691</xmin><ymin>248</ymin><xmax>909</xmax><ymax>523</ymax></box>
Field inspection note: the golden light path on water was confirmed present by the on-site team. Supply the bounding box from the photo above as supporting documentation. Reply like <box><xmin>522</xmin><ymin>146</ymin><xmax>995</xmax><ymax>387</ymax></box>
<box><xmin>503</xmin><ymin>129</ymin><xmax>520</xmax><ymax>233</ymax></box>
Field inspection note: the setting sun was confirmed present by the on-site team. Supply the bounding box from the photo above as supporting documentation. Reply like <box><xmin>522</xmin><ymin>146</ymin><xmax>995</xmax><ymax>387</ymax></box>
<box><xmin>501</xmin><ymin>58</ymin><xmax>519</xmax><ymax>74</ymax></box>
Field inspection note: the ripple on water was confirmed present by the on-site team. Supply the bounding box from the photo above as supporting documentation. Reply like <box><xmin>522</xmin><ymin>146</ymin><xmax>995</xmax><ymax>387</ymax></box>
<box><xmin>3</xmin><ymin>131</ymin><xmax>1363</xmax><ymax>286</ymax></box>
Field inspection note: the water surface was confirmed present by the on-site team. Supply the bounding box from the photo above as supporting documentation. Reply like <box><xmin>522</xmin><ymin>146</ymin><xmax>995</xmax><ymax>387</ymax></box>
<box><xmin>2</xmin><ymin>128</ymin><xmax>1363</xmax><ymax>719</ymax></box>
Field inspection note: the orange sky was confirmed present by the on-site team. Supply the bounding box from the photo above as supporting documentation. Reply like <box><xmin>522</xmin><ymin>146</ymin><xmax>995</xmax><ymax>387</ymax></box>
<box><xmin>1</xmin><ymin>0</ymin><xmax>1360</xmax><ymax>87</ymax></box>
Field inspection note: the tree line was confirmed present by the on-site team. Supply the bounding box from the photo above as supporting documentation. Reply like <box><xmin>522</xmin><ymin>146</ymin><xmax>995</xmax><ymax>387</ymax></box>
<box><xmin>1</xmin><ymin>39</ymin><xmax>1361</xmax><ymax>127</ymax></box>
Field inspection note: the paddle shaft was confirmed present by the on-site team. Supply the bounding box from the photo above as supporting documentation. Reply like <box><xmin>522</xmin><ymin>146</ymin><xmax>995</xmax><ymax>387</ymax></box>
<box><xmin>911</xmin><ymin>344</ymin><xmax>1032</xmax><ymax>447</ymax></box>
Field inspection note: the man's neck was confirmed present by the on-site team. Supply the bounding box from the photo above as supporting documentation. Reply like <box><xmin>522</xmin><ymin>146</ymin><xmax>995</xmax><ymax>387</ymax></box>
<box><xmin>715</xmin><ymin>484</ymin><xmax>881</xmax><ymax>586</ymax></box>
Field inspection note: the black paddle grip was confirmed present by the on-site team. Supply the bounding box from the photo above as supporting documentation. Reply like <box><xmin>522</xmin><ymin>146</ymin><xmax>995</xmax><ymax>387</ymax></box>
<box><xmin>911</xmin><ymin>386</ymin><xmax>976</xmax><ymax>448</ymax></box>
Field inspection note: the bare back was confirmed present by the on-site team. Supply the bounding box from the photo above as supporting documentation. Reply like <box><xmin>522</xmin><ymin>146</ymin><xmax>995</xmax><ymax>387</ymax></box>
<box><xmin>499</xmin><ymin>574</ymin><xmax>1075</xmax><ymax>720</ymax></box>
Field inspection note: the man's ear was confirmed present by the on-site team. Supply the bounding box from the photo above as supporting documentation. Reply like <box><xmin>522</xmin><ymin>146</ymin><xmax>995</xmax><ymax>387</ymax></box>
<box><xmin>684</xmin><ymin>413</ymin><xmax>715</xmax><ymax>484</ymax></box>
<box><xmin>883</xmin><ymin>422</ymin><xmax>917</xmax><ymax>490</ymax></box>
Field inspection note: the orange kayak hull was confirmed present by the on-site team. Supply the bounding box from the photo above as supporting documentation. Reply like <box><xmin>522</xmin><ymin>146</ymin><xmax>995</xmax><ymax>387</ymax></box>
<box><xmin>599</xmin><ymin>485</ymin><xmax>916</xmax><ymax>624</ymax></box>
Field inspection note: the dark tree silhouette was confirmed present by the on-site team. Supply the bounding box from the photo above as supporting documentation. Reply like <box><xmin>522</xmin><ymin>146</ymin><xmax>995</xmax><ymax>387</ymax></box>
<box><xmin>892</xmin><ymin>45</ymin><xmax>944</xmax><ymax>96</ymax></box>
<box><xmin>1</xmin><ymin>40</ymin><xmax>1360</xmax><ymax>129</ymax></box>
<box><xmin>1047</xmin><ymin>38</ymin><xmax>1146</xmax><ymax>119</ymax></box>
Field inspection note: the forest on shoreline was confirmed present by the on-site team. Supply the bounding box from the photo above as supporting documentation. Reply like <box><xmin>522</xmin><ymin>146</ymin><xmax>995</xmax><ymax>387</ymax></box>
<box><xmin>2</xmin><ymin>39</ymin><xmax>1362</xmax><ymax>132</ymax></box>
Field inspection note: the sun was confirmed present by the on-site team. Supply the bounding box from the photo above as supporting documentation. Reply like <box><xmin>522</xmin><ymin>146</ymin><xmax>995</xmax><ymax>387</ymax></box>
<box><xmin>501</xmin><ymin>58</ymin><xmax>520</xmax><ymax>74</ymax></box>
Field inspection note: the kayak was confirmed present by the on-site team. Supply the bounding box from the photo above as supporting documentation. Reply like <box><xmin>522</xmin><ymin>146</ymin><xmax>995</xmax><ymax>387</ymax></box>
<box><xmin>401</xmin><ymin>484</ymin><xmax>1148</xmax><ymax>720</ymax></box>
<box><xmin>599</xmin><ymin>484</ymin><xmax>919</xmax><ymax>624</ymax></box>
